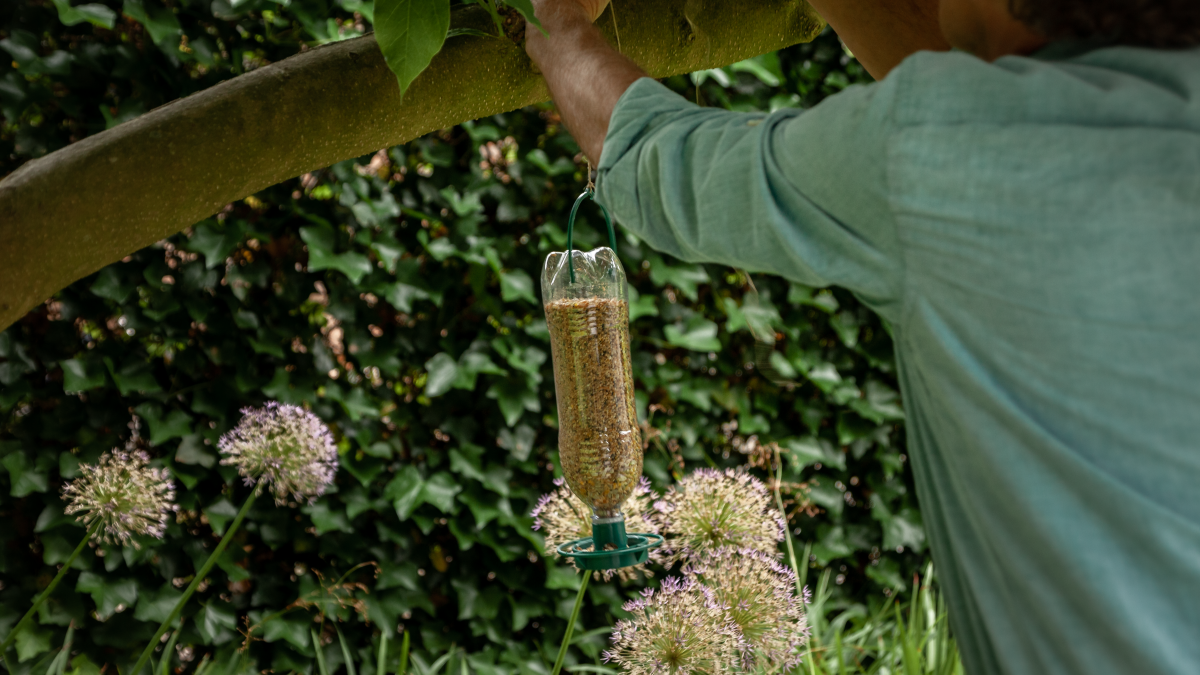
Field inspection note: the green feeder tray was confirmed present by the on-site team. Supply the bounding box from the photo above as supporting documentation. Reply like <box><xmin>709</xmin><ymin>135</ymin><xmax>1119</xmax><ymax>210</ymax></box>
<box><xmin>557</xmin><ymin>516</ymin><xmax>664</xmax><ymax>571</ymax></box>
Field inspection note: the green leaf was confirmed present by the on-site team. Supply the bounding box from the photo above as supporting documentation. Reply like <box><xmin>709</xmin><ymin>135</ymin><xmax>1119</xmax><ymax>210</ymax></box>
<box><xmin>421</xmin><ymin>471</ymin><xmax>462</xmax><ymax>513</ymax></box>
<box><xmin>12</xmin><ymin>622</ymin><xmax>52</xmax><ymax>662</ymax></box>
<box><xmin>3</xmin><ymin>451</ymin><xmax>48</xmax><ymax>497</ymax></box>
<box><xmin>174</xmin><ymin>435</ymin><xmax>217</xmax><ymax>468</ymax></box>
<box><xmin>51</xmin><ymin>0</ymin><xmax>117</xmax><ymax>29</ymax></box>
<box><xmin>783</xmin><ymin>436</ymin><xmax>845</xmax><ymax>471</ymax></box>
<box><xmin>261</xmin><ymin>613</ymin><xmax>312</xmax><ymax>650</ymax></box>
<box><xmin>59</xmin><ymin>357</ymin><xmax>107</xmax><ymax>392</ymax></box>
<box><xmin>186</xmin><ymin>220</ymin><xmax>246</xmax><ymax>270</ymax></box>
<box><xmin>104</xmin><ymin>357</ymin><xmax>162</xmax><ymax>395</ymax></box>
<box><xmin>374</xmin><ymin>0</ymin><xmax>450</xmax><ymax>96</ymax></box>
<box><xmin>301</xmin><ymin>225</ymin><xmax>373</xmax><ymax>284</ymax></box>
<box><xmin>386</xmin><ymin>466</ymin><xmax>425</xmax><ymax>520</ymax></box>
<box><xmin>496</xmin><ymin>424</ymin><xmax>535</xmax><ymax>462</ymax></box>
<box><xmin>498</xmin><ymin>0</ymin><xmax>544</xmax><ymax>35</ymax></box>
<box><xmin>204</xmin><ymin>498</ymin><xmax>240</xmax><ymax>535</ymax></box>
<box><xmin>486</xmin><ymin>378</ymin><xmax>539</xmax><ymax>427</ymax></box>
<box><xmin>423</xmin><ymin>352</ymin><xmax>459</xmax><ymax>397</ymax></box>
<box><xmin>646</xmin><ymin>252</ymin><xmax>709</xmax><ymax>300</ymax></box>
<box><xmin>499</xmin><ymin>269</ymin><xmax>537</xmax><ymax>304</ymax></box>
<box><xmin>88</xmin><ymin>267</ymin><xmax>137</xmax><ymax>303</ymax></box>
<box><xmin>122</xmin><ymin>0</ymin><xmax>181</xmax><ymax>45</ymax></box>
<box><xmin>196</xmin><ymin>601</ymin><xmax>237</xmax><ymax>644</ymax></box>
<box><xmin>303</xmin><ymin>500</ymin><xmax>354</xmax><ymax>534</ymax></box>
<box><xmin>133</xmin><ymin>583</ymin><xmax>184</xmax><ymax>624</ymax></box>
<box><xmin>75</xmin><ymin>572</ymin><xmax>138</xmax><ymax>621</ymax></box>
<box><xmin>664</xmin><ymin>318</ymin><xmax>721</xmax><ymax>352</ymax></box>
<box><xmin>626</xmin><ymin>286</ymin><xmax>658</xmax><ymax>321</ymax></box>
<box><xmin>135</xmin><ymin>404</ymin><xmax>193</xmax><ymax>445</ymax></box>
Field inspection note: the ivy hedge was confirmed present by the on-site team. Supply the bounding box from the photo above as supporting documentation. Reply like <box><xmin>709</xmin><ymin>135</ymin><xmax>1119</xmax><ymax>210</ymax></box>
<box><xmin>0</xmin><ymin>1</ymin><xmax>928</xmax><ymax>672</ymax></box>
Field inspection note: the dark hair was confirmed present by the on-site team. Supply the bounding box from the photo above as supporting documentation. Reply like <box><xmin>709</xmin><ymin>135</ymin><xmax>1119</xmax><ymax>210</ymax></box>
<box><xmin>1011</xmin><ymin>0</ymin><xmax>1200</xmax><ymax>48</ymax></box>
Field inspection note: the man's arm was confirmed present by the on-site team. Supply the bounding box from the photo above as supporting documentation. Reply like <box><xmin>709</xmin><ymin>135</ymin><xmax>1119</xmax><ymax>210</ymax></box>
<box><xmin>525</xmin><ymin>1</ymin><xmax>645</xmax><ymax>163</ymax></box>
<box><xmin>805</xmin><ymin>0</ymin><xmax>949</xmax><ymax>79</ymax></box>
<box><xmin>525</xmin><ymin>0</ymin><xmax>946</xmax><ymax>163</ymax></box>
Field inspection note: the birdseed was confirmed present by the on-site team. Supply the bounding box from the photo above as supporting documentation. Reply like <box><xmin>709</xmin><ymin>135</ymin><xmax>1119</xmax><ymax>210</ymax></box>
<box><xmin>545</xmin><ymin>296</ymin><xmax>642</xmax><ymax>518</ymax></box>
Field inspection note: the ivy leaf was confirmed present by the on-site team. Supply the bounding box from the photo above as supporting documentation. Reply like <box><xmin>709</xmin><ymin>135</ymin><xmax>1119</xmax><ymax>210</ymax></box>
<box><xmin>386</xmin><ymin>466</ymin><xmax>425</xmax><ymax>520</ymax></box>
<box><xmin>186</xmin><ymin>220</ymin><xmax>246</xmax><ymax>270</ymax></box>
<box><xmin>133</xmin><ymin>583</ymin><xmax>183</xmax><ymax>624</ymax></box>
<box><xmin>122</xmin><ymin>0</ymin><xmax>181</xmax><ymax>45</ymax></box>
<box><xmin>134</xmin><ymin>403</ymin><xmax>193</xmax><ymax>445</ymax></box>
<box><xmin>664</xmin><ymin>318</ymin><xmax>721</xmax><ymax>352</ymax></box>
<box><xmin>499</xmin><ymin>0</ymin><xmax>545</xmax><ymax>34</ymax></box>
<box><xmin>303</xmin><ymin>500</ymin><xmax>354</xmax><ymax>534</ymax></box>
<box><xmin>51</xmin><ymin>0</ymin><xmax>117</xmax><ymax>29</ymax></box>
<box><xmin>204</xmin><ymin>498</ymin><xmax>240</xmax><ymax>535</ymax></box>
<box><xmin>88</xmin><ymin>266</ymin><xmax>137</xmax><ymax>303</ymax></box>
<box><xmin>260</xmin><ymin>613</ymin><xmax>312</xmax><ymax>650</ymax></box>
<box><xmin>3</xmin><ymin>451</ymin><xmax>49</xmax><ymax>497</ymax></box>
<box><xmin>301</xmin><ymin>224</ymin><xmax>373</xmax><ymax>284</ymax></box>
<box><xmin>646</xmin><ymin>252</ymin><xmax>710</xmax><ymax>301</ymax></box>
<box><xmin>76</xmin><ymin>572</ymin><xmax>139</xmax><ymax>621</ymax></box>
<box><xmin>486</xmin><ymin>378</ymin><xmax>539</xmax><ymax>427</ymax></box>
<box><xmin>196</xmin><ymin>601</ymin><xmax>237</xmax><ymax>644</ymax></box>
<box><xmin>60</xmin><ymin>357</ymin><xmax>107</xmax><ymax>392</ymax></box>
<box><xmin>499</xmin><ymin>269</ymin><xmax>537</xmax><ymax>304</ymax></box>
<box><xmin>423</xmin><ymin>352</ymin><xmax>459</xmax><ymax>398</ymax></box>
<box><xmin>421</xmin><ymin>471</ymin><xmax>462</xmax><ymax>513</ymax></box>
<box><xmin>12</xmin><ymin>622</ymin><xmax>52</xmax><ymax>662</ymax></box>
<box><xmin>497</xmin><ymin>424</ymin><xmax>535</xmax><ymax>462</ymax></box>
<box><xmin>374</xmin><ymin>0</ymin><xmax>450</xmax><ymax>96</ymax></box>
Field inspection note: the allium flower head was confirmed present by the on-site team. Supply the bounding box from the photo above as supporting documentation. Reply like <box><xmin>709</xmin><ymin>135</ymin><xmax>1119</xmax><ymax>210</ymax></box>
<box><xmin>62</xmin><ymin>450</ymin><xmax>176</xmax><ymax>547</ymax></box>
<box><xmin>686</xmin><ymin>547</ymin><xmax>809</xmax><ymax>671</ymax></box>
<box><xmin>651</xmin><ymin>468</ymin><xmax>785</xmax><ymax>568</ymax></box>
<box><xmin>604</xmin><ymin>576</ymin><xmax>743</xmax><ymax>675</ymax></box>
<box><xmin>218</xmin><ymin>402</ymin><xmax>338</xmax><ymax>505</ymax></box>
<box><xmin>532</xmin><ymin>476</ymin><xmax>662</xmax><ymax>581</ymax></box>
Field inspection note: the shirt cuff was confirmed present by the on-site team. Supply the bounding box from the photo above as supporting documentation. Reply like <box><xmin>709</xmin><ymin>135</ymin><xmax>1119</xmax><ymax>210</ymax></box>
<box><xmin>596</xmin><ymin>77</ymin><xmax>695</xmax><ymax>173</ymax></box>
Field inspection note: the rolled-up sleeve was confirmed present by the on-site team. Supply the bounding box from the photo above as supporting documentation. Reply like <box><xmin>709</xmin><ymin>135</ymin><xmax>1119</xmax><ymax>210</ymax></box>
<box><xmin>595</xmin><ymin>77</ymin><xmax>903</xmax><ymax>320</ymax></box>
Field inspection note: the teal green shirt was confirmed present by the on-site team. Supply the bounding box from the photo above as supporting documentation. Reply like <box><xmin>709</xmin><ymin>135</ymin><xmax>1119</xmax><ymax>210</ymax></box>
<box><xmin>596</xmin><ymin>44</ymin><xmax>1200</xmax><ymax>675</ymax></box>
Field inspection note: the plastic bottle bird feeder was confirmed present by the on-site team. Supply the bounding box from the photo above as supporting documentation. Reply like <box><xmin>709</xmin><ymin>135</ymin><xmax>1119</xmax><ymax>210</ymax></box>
<box><xmin>541</xmin><ymin>190</ymin><xmax>664</xmax><ymax>572</ymax></box>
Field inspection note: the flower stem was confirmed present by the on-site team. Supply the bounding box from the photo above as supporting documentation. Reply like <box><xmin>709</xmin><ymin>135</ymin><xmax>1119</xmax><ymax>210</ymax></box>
<box><xmin>130</xmin><ymin>490</ymin><xmax>257</xmax><ymax>675</ymax></box>
<box><xmin>550</xmin><ymin>572</ymin><xmax>590</xmax><ymax>675</ymax></box>
<box><xmin>0</xmin><ymin>520</ymin><xmax>101</xmax><ymax>668</ymax></box>
<box><xmin>773</xmin><ymin>445</ymin><xmax>803</xmax><ymax>597</ymax></box>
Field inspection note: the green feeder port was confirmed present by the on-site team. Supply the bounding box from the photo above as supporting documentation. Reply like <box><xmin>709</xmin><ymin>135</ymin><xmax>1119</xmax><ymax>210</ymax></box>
<box><xmin>557</xmin><ymin>515</ymin><xmax>664</xmax><ymax>571</ymax></box>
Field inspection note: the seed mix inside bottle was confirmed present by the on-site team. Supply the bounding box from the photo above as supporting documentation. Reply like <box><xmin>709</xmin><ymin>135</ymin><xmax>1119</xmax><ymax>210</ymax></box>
<box><xmin>542</xmin><ymin>247</ymin><xmax>642</xmax><ymax>519</ymax></box>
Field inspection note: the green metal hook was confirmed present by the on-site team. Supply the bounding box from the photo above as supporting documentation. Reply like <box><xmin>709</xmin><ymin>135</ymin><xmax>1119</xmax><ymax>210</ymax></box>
<box><xmin>565</xmin><ymin>189</ymin><xmax>617</xmax><ymax>284</ymax></box>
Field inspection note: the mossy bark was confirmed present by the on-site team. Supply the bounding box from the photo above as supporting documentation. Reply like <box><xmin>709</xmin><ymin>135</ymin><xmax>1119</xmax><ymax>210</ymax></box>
<box><xmin>0</xmin><ymin>0</ymin><xmax>823</xmax><ymax>331</ymax></box>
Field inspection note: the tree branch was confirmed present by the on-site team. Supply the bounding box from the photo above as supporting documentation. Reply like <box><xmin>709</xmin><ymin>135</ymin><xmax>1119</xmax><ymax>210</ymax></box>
<box><xmin>0</xmin><ymin>0</ymin><xmax>822</xmax><ymax>331</ymax></box>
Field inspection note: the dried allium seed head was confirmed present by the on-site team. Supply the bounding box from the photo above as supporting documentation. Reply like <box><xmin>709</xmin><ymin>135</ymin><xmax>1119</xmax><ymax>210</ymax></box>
<box><xmin>62</xmin><ymin>450</ymin><xmax>176</xmax><ymax>548</ymax></box>
<box><xmin>604</xmin><ymin>576</ymin><xmax>744</xmax><ymax>675</ymax></box>
<box><xmin>531</xmin><ymin>477</ymin><xmax>663</xmax><ymax>581</ymax></box>
<box><xmin>685</xmin><ymin>547</ymin><xmax>809</xmax><ymax>671</ymax></box>
<box><xmin>652</xmin><ymin>468</ymin><xmax>785</xmax><ymax>568</ymax></box>
<box><xmin>218</xmin><ymin>401</ymin><xmax>338</xmax><ymax>505</ymax></box>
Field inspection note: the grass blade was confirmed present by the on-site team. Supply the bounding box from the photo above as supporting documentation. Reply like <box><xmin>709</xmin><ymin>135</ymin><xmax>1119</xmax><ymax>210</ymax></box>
<box><xmin>337</xmin><ymin>625</ymin><xmax>358</xmax><ymax>675</ymax></box>
<box><xmin>377</xmin><ymin>629</ymin><xmax>389</xmax><ymax>675</ymax></box>
<box><xmin>398</xmin><ymin>630</ymin><xmax>410</xmax><ymax>675</ymax></box>
<box><xmin>313</xmin><ymin>628</ymin><xmax>330</xmax><ymax>675</ymax></box>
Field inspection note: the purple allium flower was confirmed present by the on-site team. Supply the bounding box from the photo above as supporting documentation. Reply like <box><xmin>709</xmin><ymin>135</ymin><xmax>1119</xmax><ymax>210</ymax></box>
<box><xmin>651</xmin><ymin>468</ymin><xmax>786</xmax><ymax>569</ymax></box>
<box><xmin>606</xmin><ymin>574</ymin><xmax>743</xmax><ymax>675</ymax></box>
<box><xmin>218</xmin><ymin>402</ymin><xmax>338</xmax><ymax>505</ymax></box>
<box><xmin>62</xmin><ymin>450</ymin><xmax>176</xmax><ymax>548</ymax></box>
<box><xmin>686</xmin><ymin>547</ymin><xmax>809</xmax><ymax>671</ymax></box>
<box><xmin>531</xmin><ymin>476</ymin><xmax>663</xmax><ymax>582</ymax></box>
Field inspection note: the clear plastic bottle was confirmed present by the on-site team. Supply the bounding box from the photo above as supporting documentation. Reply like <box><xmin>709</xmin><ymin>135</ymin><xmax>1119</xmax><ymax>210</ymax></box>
<box><xmin>542</xmin><ymin>246</ymin><xmax>642</xmax><ymax>519</ymax></box>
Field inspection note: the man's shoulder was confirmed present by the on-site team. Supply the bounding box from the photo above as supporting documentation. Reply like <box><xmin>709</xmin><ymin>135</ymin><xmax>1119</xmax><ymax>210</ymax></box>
<box><xmin>886</xmin><ymin>45</ymin><xmax>1200</xmax><ymax>130</ymax></box>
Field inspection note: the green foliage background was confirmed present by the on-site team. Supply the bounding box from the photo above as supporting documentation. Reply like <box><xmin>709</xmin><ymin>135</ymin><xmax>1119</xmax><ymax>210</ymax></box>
<box><xmin>1</xmin><ymin>1</ymin><xmax>928</xmax><ymax>672</ymax></box>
